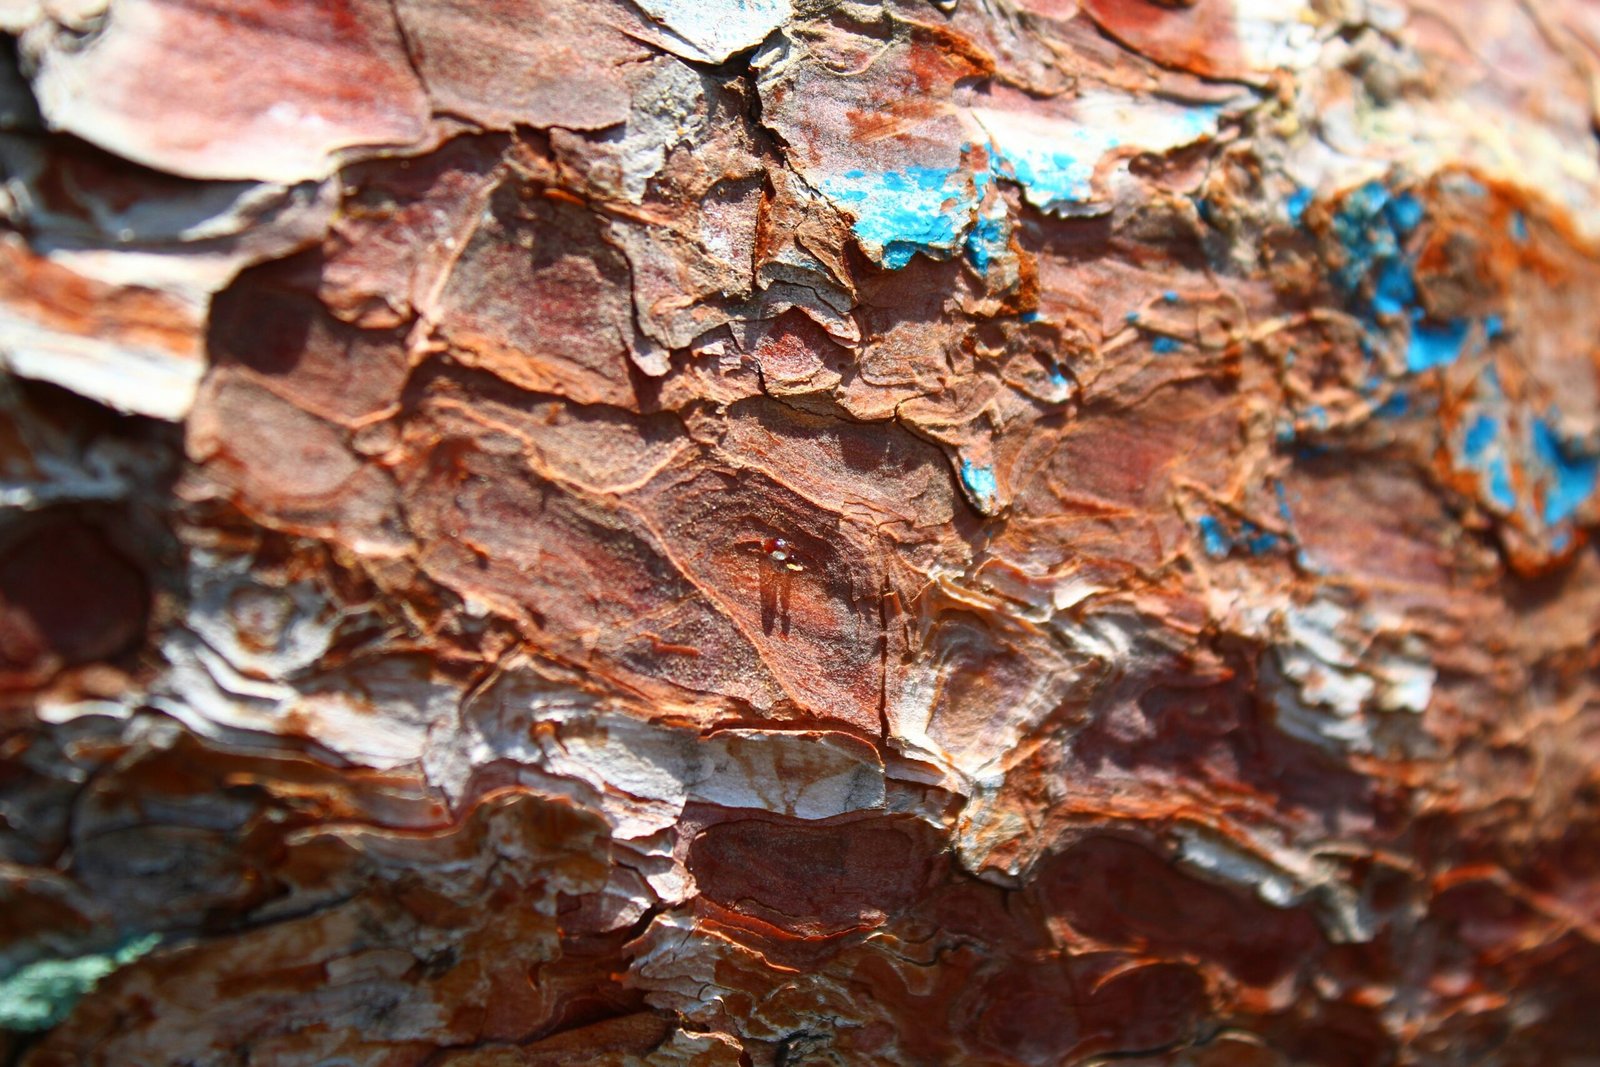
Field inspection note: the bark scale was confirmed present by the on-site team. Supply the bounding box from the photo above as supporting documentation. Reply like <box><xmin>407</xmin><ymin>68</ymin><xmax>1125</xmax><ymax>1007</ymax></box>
<box><xmin>1</xmin><ymin>1</ymin><xmax>1599</xmax><ymax>1064</ymax></box>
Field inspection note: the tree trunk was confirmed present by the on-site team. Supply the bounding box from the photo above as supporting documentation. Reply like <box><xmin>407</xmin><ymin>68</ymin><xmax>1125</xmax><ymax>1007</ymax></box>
<box><xmin>2</xmin><ymin>1</ymin><xmax>1599</xmax><ymax>1063</ymax></box>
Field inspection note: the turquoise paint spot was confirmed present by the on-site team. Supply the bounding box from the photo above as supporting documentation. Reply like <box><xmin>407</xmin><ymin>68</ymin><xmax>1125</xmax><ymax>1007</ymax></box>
<box><xmin>1307</xmin><ymin>405</ymin><xmax>1329</xmax><ymax>429</ymax></box>
<box><xmin>1463</xmin><ymin>413</ymin><xmax>1498</xmax><ymax>459</ymax></box>
<box><xmin>821</xmin><ymin>165</ymin><xmax>973</xmax><ymax>270</ymax></box>
<box><xmin>0</xmin><ymin>935</ymin><xmax>161</xmax><ymax>1032</ymax></box>
<box><xmin>1330</xmin><ymin>181</ymin><xmax>1402</xmax><ymax>294</ymax></box>
<box><xmin>1197</xmin><ymin>515</ymin><xmax>1231</xmax><ymax>558</ymax></box>
<box><xmin>1406</xmin><ymin>319</ymin><xmax>1470</xmax><ymax>372</ymax></box>
<box><xmin>964</xmin><ymin>214</ymin><xmax>1008</xmax><ymax>275</ymax></box>
<box><xmin>1510</xmin><ymin>212</ymin><xmax>1529</xmax><ymax>244</ymax></box>
<box><xmin>959</xmin><ymin>459</ymin><xmax>998</xmax><ymax>511</ymax></box>
<box><xmin>1486</xmin><ymin>455</ymin><xmax>1516</xmax><ymax>511</ymax></box>
<box><xmin>993</xmin><ymin>143</ymin><xmax>1097</xmax><ymax>210</ymax></box>
<box><xmin>1372</xmin><ymin>258</ymin><xmax>1416</xmax><ymax>317</ymax></box>
<box><xmin>1021</xmin><ymin>310</ymin><xmax>1041</xmax><ymax>323</ymax></box>
<box><xmin>1286</xmin><ymin>187</ymin><xmax>1313</xmax><ymax>225</ymax></box>
<box><xmin>1485</xmin><ymin>315</ymin><xmax>1504</xmax><ymax>340</ymax></box>
<box><xmin>1386</xmin><ymin>191</ymin><xmax>1424</xmax><ymax>234</ymax></box>
<box><xmin>1242</xmin><ymin>524</ymin><xmax>1280</xmax><ymax>555</ymax></box>
<box><xmin>1163</xmin><ymin>290</ymin><xmax>1180</xmax><ymax>304</ymax></box>
<box><xmin>1374</xmin><ymin>392</ymin><xmax>1409</xmax><ymax>418</ymax></box>
<box><xmin>1531</xmin><ymin>419</ymin><xmax>1599</xmax><ymax>523</ymax></box>
<box><xmin>988</xmin><ymin>106</ymin><xmax>1222</xmax><ymax>216</ymax></box>
<box><xmin>1274</xmin><ymin>480</ymin><xmax>1295</xmax><ymax>527</ymax></box>
<box><xmin>1125</xmin><ymin>311</ymin><xmax>1140</xmax><ymax>324</ymax></box>
<box><xmin>1152</xmin><ymin>336</ymin><xmax>1181</xmax><ymax>354</ymax></box>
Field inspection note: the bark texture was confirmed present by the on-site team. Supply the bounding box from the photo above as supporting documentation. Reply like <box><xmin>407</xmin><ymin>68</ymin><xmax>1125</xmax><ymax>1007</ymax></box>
<box><xmin>3</xmin><ymin>1</ymin><xmax>1600</xmax><ymax>1064</ymax></box>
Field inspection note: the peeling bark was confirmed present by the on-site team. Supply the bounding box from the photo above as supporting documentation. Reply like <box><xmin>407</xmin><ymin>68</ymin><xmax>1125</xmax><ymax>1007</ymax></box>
<box><xmin>2</xmin><ymin>1</ymin><xmax>1600</xmax><ymax>1064</ymax></box>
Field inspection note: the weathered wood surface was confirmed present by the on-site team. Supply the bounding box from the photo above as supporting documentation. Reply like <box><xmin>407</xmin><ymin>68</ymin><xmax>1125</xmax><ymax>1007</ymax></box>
<box><xmin>2</xmin><ymin>1</ymin><xmax>1600</xmax><ymax>1063</ymax></box>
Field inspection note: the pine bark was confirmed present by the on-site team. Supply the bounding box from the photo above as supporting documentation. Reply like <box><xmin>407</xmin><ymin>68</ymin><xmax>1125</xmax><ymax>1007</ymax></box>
<box><xmin>2</xmin><ymin>1</ymin><xmax>1600</xmax><ymax>1064</ymax></box>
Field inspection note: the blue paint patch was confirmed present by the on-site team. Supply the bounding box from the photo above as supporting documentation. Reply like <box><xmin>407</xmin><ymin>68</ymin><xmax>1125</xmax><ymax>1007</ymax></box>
<box><xmin>1385</xmin><ymin>191</ymin><xmax>1425</xmax><ymax>234</ymax></box>
<box><xmin>1125</xmin><ymin>310</ymin><xmax>1140</xmax><ymax>324</ymax></box>
<box><xmin>1374</xmin><ymin>392</ymin><xmax>1409</xmax><ymax>418</ymax></box>
<box><xmin>988</xmin><ymin>107</ymin><xmax>1221</xmax><ymax>216</ymax></box>
<box><xmin>1486</xmin><ymin>455</ymin><xmax>1516</xmax><ymax>511</ymax></box>
<box><xmin>1241</xmin><ymin>522</ymin><xmax>1279</xmax><ymax>555</ymax></box>
<box><xmin>1197</xmin><ymin>515</ymin><xmax>1279</xmax><ymax>558</ymax></box>
<box><xmin>1463</xmin><ymin>413</ymin><xmax>1498</xmax><ymax>459</ymax></box>
<box><xmin>1286</xmin><ymin>187</ymin><xmax>1313</xmax><ymax>225</ymax></box>
<box><xmin>959</xmin><ymin>459</ymin><xmax>999</xmax><ymax>512</ymax></box>
<box><xmin>964</xmin><ymin>214</ymin><xmax>1008</xmax><ymax>275</ymax></box>
<box><xmin>991</xmin><ymin>143</ymin><xmax>1097</xmax><ymax>212</ymax></box>
<box><xmin>1531</xmin><ymin>419</ymin><xmax>1599</xmax><ymax>523</ymax></box>
<box><xmin>1021</xmin><ymin>310</ymin><xmax>1041</xmax><ymax>323</ymax></box>
<box><xmin>1484</xmin><ymin>315</ymin><xmax>1504</xmax><ymax>340</ymax></box>
<box><xmin>821</xmin><ymin>165</ymin><xmax>974</xmax><ymax>270</ymax></box>
<box><xmin>1163</xmin><ymin>290</ymin><xmax>1180</xmax><ymax>304</ymax></box>
<box><xmin>1509</xmin><ymin>211</ymin><xmax>1529</xmax><ymax>244</ymax></box>
<box><xmin>1372</xmin><ymin>258</ymin><xmax>1417</xmax><ymax>317</ymax></box>
<box><xmin>1152</xmin><ymin>336</ymin><xmax>1182</xmax><ymax>355</ymax></box>
<box><xmin>1197</xmin><ymin>515</ymin><xmax>1231</xmax><ymax>558</ymax></box>
<box><xmin>1274</xmin><ymin>481</ymin><xmax>1295</xmax><ymax>527</ymax></box>
<box><xmin>1457</xmin><ymin>411</ymin><xmax>1517</xmax><ymax>512</ymax></box>
<box><xmin>1406</xmin><ymin>319</ymin><xmax>1470</xmax><ymax>373</ymax></box>
<box><xmin>1330</xmin><ymin>181</ymin><xmax>1402</xmax><ymax>295</ymax></box>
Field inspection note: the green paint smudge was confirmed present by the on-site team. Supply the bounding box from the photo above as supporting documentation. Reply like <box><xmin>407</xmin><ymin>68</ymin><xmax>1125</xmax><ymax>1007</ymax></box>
<box><xmin>0</xmin><ymin>934</ymin><xmax>161</xmax><ymax>1032</ymax></box>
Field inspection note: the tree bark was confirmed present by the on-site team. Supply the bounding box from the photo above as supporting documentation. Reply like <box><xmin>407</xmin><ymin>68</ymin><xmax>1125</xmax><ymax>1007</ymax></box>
<box><xmin>2</xmin><ymin>1</ymin><xmax>1600</xmax><ymax>1063</ymax></box>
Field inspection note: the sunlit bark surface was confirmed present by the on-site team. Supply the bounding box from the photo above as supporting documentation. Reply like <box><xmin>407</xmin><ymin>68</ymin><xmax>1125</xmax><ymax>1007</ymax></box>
<box><xmin>3</xmin><ymin>1</ymin><xmax>1600</xmax><ymax>1063</ymax></box>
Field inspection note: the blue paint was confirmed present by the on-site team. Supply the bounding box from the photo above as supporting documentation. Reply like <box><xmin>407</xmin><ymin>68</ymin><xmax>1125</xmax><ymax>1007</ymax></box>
<box><xmin>1486</xmin><ymin>455</ymin><xmax>1516</xmax><ymax>511</ymax></box>
<box><xmin>1021</xmin><ymin>310</ymin><xmax>1041</xmax><ymax>323</ymax></box>
<box><xmin>1286</xmin><ymin>187</ymin><xmax>1313</xmax><ymax>225</ymax></box>
<box><xmin>1484</xmin><ymin>315</ymin><xmax>1504</xmax><ymax>340</ymax></box>
<box><xmin>988</xmin><ymin>106</ymin><xmax>1221</xmax><ymax>216</ymax></box>
<box><xmin>1330</xmin><ymin>181</ymin><xmax>1404</xmax><ymax>296</ymax></box>
<box><xmin>1372</xmin><ymin>258</ymin><xmax>1416</xmax><ymax>317</ymax></box>
<box><xmin>1163</xmin><ymin>290</ymin><xmax>1180</xmax><ymax>304</ymax></box>
<box><xmin>1197</xmin><ymin>516</ymin><xmax>1231</xmax><ymax>558</ymax></box>
<box><xmin>1241</xmin><ymin>522</ymin><xmax>1279</xmax><ymax>555</ymax></box>
<box><xmin>964</xmin><ymin>214</ymin><xmax>1008</xmax><ymax>275</ymax></box>
<box><xmin>992</xmin><ymin>143</ymin><xmax>1097</xmax><ymax>212</ymax></box>
<box><xmin>1374</xmin><ymin>392</ymin><xmax>1410</xmax><ymax>418</ymax></box>
<box><xmin>821</xmin><ymin>165</ymin><xmax>974</xmax><ymax>269</ymax></box>
<box><xmin>1510</xmin><ymin>211</ymin><xmax>1529</xmax><ymax>244</ymax></box>
<box><xmin>1152</xmin><ymin>336</ymin><xmax>1182</xmax><ymax>354</ymax></box>
<box><xmin>1531</xmin><ymin>419</ymin><xmax>1599</xmax><ymax>523</ymax></box>
<box><xmin>1274</xmin><ymin>480</ymin><xmax>1295</xmax><ymax>527</ymax></box>
<box><xmin>1463</xmin><ymin>413</ymin><xmax>1498</xmax><ymax>459</ymax></box>
<box><xmin>1385</xmin><ymin>191</ymin><xmax>1425</xmax><ymax>234</ymax></box>
<box><xmin>959</xmin><ymin>459</ymin><xmax>999</xmax><ymax>511</ymax></box>
<box><xmin>1406</xmin><ymin>319</ymin><xmax>1470</xmax><ymax>372</ymax></box>
<box><xmin>1457</xmin><ymin>412</ymin><xmax>1517</xmax><ymax>513</ymax></box>
<box><xmin>1197</xmin><ymin>516</ymin><xmax>1278</xmax><ymax>558</ymax></box>
<box><xmin>1307</xmin><ymin>405</ymin><xmax>1329</xmax><ymax>429</ymax></box>
<box><xmin>1125</xmin><ymin>311</ymin><xmax>1140</xmax><ymax>324</ymax></box>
